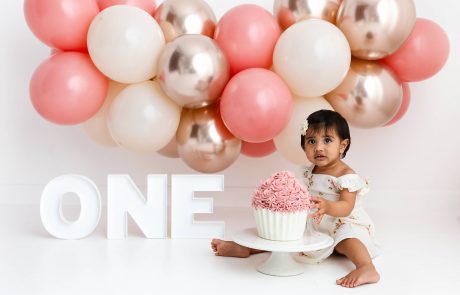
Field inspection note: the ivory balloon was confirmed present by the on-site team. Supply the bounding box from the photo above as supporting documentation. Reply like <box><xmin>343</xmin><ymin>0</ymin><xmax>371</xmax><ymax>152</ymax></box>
<box><xmin>157</xmin><ymin>35</ymin><xmax>229</xmax><ymax>109</ymax></box>
<box><xmin>176</xmin><ymin>104</ymin><xmax>241</xmax><ymax>173</ymax></box>
<box><xmin>87</xmin><ymin>5</ymin><xmax>165</xmax><ymax>83</ymax></box>
<box><xmin>83</xmin><ymin>81</ymin><xmax>127</xmax><ymax>147</ymax></box>
<box><xmin>274</xmin><ymin>96</ymin><xmax>333</xmax><ymax>165</ymax></box>
<box><xmin>108</xmin><ymin>81</ymin><xmax>181</xmax><ymax>153</ymax></box>
<box><xmin>273</xmin><ymin>19</ymin><xmax>350</xmax><ymax>98</ymax></box>
<box><xmin>273</xmin><ymin>0</ymin><xmax>340</xmax><ymax>30</ymax></box>
<box><xmin>154</xmin><ymin>0</ymin><xmax>216</xmax><ymax>42</ymax></box>
<box><xmin>325</xmin><ymin>59</ymin><xmax>403</xmax><ymax>128</ymax></box>
<box><xmin>336</xmin><ymin>0</ymin><xmax>416</xmax><ymax>60</ymax></box>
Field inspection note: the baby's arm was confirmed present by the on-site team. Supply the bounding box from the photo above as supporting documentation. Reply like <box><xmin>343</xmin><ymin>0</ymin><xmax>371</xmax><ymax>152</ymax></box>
<box><xmin>310</xmin><ymin>189</ymin><xmax>357</xmax><ymax>223</ymax></box>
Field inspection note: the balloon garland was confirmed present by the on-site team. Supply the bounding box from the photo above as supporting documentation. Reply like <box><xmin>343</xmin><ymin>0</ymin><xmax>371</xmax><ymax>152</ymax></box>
<box><xmin>24</xmin><ymin>0</ymin><xmax>450</xmax><ymax>172</ymax></box>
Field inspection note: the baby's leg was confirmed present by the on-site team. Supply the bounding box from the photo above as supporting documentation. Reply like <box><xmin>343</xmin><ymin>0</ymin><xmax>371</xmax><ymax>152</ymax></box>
<box><xmin>211</xmin><ymin>239</ymin><xmax>265</xmax><ymax>258</ymax></box>
<box><xmin>334</xmin><ymin>238</ymin><xmax>380</xmax><ymax>288</ymax></box>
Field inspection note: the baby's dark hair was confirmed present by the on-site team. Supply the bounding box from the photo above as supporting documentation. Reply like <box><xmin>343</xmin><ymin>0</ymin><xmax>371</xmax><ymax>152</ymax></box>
<box><xmin>300</xmin><ymin>110</ymin><xmax>351</xmax><ymax>158</ymax></box>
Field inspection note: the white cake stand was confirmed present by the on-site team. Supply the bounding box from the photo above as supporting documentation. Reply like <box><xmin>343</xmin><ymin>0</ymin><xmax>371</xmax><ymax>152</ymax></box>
<box><xmin>233</xmin><ymin>228</ymin><xmax>333</xmax><ymax>277</ymax></box>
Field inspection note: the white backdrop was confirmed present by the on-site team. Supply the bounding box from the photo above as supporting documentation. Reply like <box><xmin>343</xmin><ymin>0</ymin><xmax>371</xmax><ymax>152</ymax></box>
<box><xmin>1</xmin><ymin>0</ymin><xmax>459</xmax><ymax>207</ymax></box>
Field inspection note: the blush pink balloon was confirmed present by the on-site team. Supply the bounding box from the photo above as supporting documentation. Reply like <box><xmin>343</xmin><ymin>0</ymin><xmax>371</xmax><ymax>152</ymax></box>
<box><xmin>214</xmin><ymin>4</ymin><xmax>281</xmax><ymax>76</ymax></box>
<box><xmin>98</xmin><ymin>0</ymin><xmax>156</xmax><ymax>15</ymax></box>
<box><xmin>220</xmin><ymin>68</ymin><xmax>293</xmax><ymax>143</ymax></box>
<box><xmin>24</xmin><ymin>0</ymin><xmax>100</xmax><ymax>51</ymax></box>
<box><xmin>30</xmin><ymin>52</ymin><xmax>109</xmax><ymax>125</ymax></box>
<box><xmin>384</xmin><ymin>82</ymin><xmax>410</xmax><ymax>126</ymax></box>
<box><xmin>241</xmin><ymin>140</ymin><xmax>276</xmax><ymax>158</ymax></box>
<box><xmin>382</xmin><ymin>18</ymin><xmax>450</xmax><ymax>82</ymax></box>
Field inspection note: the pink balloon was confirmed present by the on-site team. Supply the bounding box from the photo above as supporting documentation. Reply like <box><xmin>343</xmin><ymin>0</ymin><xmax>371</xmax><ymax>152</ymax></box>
<box><xmin>30</xmin><ymin>52</ymin><xmax>109</xmax><ymax>125</ymax></box>
<box><xmin>384</xmin><ymin>83</ymin><xmax>411</xmax><ymax>126</ymax></box>
<box><xmin>382</xmin><ymin>18</ymin><xmax>450</xmax><ymax>82</ymax></box>
<box><xmin>241</xmin><ymin>140</ymin><xmax>276</xmax><ymax>158</ymax></box>
<box><xmin>214</xmin><ymin>4</ymin><xmax>281</xmax><ymax>76</ymax></box>
<box><xmin>98</xmin><ymin>0</ymin><xmax>156</xmax><ymax>15</ymax></box>
<box><xmin>220</xmin><ymin>68</ymin><xmax>293</xmax><ymax>143</ymax></box>
<box><xmin>24</xmin><ymin>0</ymin><xmax>100</xmax><ymax>51</ymax></box>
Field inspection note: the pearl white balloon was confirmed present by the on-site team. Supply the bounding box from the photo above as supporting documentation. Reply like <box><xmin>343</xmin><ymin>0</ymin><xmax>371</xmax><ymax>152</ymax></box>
<box><xmin>87</xmin><ymin>5</ymin><xmax>165</xmax><ymax>83</ymax></box>
<box><xmin>83</xmin><ymin>81</ymin><xmax>127</xmax><ymax>147</ymax></box>
<box><xmin>108</xmin><ymin>81</ymin><xmax>181</xmax><ymax>153</ymax></box>
<box><xmin>273</xmin><ymin>19</ymin><xmax>351</xmax><ymax>97</ymax></box>
<box><xmin>274</xmin><ymin>96</ymin><xmax>333</xmax><ymax>165</ymax></box>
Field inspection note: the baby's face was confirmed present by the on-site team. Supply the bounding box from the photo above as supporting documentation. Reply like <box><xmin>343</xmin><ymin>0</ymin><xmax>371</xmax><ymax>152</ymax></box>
<box><xmin>303</xmin><ymin>128</ymin><xmax>347</xmax><ymax>167</ymax></box>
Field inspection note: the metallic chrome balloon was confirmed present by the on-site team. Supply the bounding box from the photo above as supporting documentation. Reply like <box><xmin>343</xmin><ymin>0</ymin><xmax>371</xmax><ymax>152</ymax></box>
<box><xmin>157</xmin><ymin>34</ymin><xmax>229</xmax><ymax>109</ymax></box>
<box><xmin>336</xmin><ymin>0</ymin><xmax>416</xmax><ymax>60</ymax></box>
<box><xmin>176</xmin><ymin>104</ymin><xmax>241</xmax><ymax>173</ymax></box>
<box><xmin>273</xmin><ymin>0</ymin><xmax>339</xmax><ymax>30</ymax></box>
<box><xmin>154</xmin><ymin>0</ymin><xmax>216</xmax><ymax>43</ymax></box>
<box><xmin>325</xmin><ymin>59</ymin><xmax>403</xmax><ymax>128</ymax></box>
<box><xmin>157</xmin><ymin>136</ymin><xmax>179</xmax><ymax>158</ymax></box>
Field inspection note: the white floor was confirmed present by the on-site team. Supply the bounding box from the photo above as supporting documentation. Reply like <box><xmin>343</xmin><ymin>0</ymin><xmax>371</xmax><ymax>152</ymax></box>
<box><xmin>1</xmin><ymin>198</ymin><xmax>460</xmax><ymax>295</ymax></box>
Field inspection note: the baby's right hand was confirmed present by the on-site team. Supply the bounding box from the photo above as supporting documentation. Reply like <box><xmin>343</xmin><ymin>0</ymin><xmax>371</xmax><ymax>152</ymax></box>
<box><xmin>309</xmin><ymin>196</ymin><xmax>329</xmax><ymax>224</ymax></box>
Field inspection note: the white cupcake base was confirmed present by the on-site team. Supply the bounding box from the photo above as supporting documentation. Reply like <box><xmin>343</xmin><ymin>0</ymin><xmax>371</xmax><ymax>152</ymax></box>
<box><xmin>233</xmin><ymin>228</ymin><xmax>333</xmax><ymax>277</ymax></box>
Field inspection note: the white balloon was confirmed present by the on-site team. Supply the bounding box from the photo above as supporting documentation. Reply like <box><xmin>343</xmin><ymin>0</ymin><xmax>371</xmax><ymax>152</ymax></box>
<box><xmin>87</xmin><ymin>5</ymin><xmax>165</xmax><ymax>83</ymax></box>
<box><xmin>274</xmin><ymin>96</ymin><xmax>333</xmax><ymax>165</ymax></box>
<box><xmin>108</xmin><ymin>81</ymin><xmax>181</xmax><ymax>153</ymax></box>
<box><xmin>273</xmin><ymin>19</ymin><xmax>351</xmax><ymax>97</ymax></box>
<box><xmin>83</xmin><ymin>81</ymin><xmax>127</xmax><ymax>147</ymax></box>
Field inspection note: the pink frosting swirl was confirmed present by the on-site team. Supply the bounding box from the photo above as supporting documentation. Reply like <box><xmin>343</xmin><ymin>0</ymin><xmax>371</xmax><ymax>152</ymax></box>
<box><xmin>251</xmin><ymin>171</ymin><xmax>311</xmax><ymax>212</ymax></box>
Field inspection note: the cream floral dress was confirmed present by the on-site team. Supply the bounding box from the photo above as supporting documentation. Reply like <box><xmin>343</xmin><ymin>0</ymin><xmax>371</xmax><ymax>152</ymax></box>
<box><xmin>297</xmin><ymin>165</ymin><xmax>381</xmax><ymax>264</ymax></box>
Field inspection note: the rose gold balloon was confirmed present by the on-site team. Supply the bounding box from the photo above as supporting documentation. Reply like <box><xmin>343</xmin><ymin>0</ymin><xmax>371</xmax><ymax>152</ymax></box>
<box><xmin>274</xmin><ymin>0</ymin><xmax>340</xmax><ymax>30</ymax></box>
<box><xmin>154</xmin><ymin>0</ymin><xmax>216</xmax><ymax>43</ymax></box>
<box><xmin>325</xmin><ymin>59</ymin><xmax>403</xmax><ymax>128</ymax></box>
<box><xmin>157</xmin><ymin>34</ymin><xmax>229</xmax><ymax>109</ymax></box>
<box><xmin>157</xmin><ymin>136</ymin><xmax>180</xmax><ymax>158</ymax></box>
<box><xmin>336</xmin><ymin>0</ymin><xmax>416</xmax><ymax>60</ymax></box>
<box><xmin>176</xmin><ymin>104</ymin><xmax>241</xmax><ymax>173</ymax></box>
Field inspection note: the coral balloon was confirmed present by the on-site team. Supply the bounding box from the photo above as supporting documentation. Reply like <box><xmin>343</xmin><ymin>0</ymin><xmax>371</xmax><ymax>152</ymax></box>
<box><xmin>24</xmin><ymin>0</ymin><xmax>99</xmax><ymax>51</ymax></box>
<box><xmin>325</xmin><ymin>59</ymin><xmax>403</xmax><ymax>128</ymax></box>
<box><xmin>241</xmin><ymin>140</ymin><xmax>276</xmax><ymax>158</ymax></box>
<box><xmin>154</xmin><ymin>0</ymin><xmax>216</xmax><ymax>42</ymax></box>
<box><xmin>108</xmin><ymin>81</ymin><xmax>181</xmax><ymax>153</ymax></box>
<box><xmin>83</xmin><ymin>81</ymin><xmax>127</xmax><ymax>147</ymax></box>
<box><xmin>382</xmin><ymin>18</ymin><xmax>450</xmax><ymax>82</ymax></box>
<box><xmin>176</xmin><ymin>104</ymin><xmax>241</xmax><ymax>173</ymax></box>
<box><xmin>30</xmin><ymin>52</ymin><xmax>108</xmax><ymax>125</ymax></box>
<box><xmin>336</xmin><ymin>0</ymin><xmax>416</xmax><ymax>60</ymax></box>
<box><xmin>273</xmin><ymin>19</ymin><xmax>350</xmax><ymax>97</ymax></box>
<box><xmin>384</xmin><ymin>83</ymin><xmax>411</xmax><ymax>126</ymax></box>
<box><xmin>98</xmin><ymin>0</ymin><xmax>157</xmax><ymax>15</ymax></box>
<box><xmin>214</xmin><ymin>4</ymin><xmax>281</xmax><ymax>75</ymax></box>
<box><xmin>157</xmin><ymin>35</ymin><xmax>229</xmax><ymax>108</ymax></box>
<box><xmin>273</xmin><ymin>0</ymin><xmax>340</xmax><ymax>30</ymax></box>
<box><xmin>220</xmin><ymin>68</ymin><xmax>293</xmax><ymax>143</ymax></box>
<box><xmin>274</xmin><ymin>96</ymin><xmax>333</xmax><ymax>165</ymax></box>
<box><xmin>87</xmin><ymin>5</ymin><xmax>165</xmax><ymax>84</ymax></box>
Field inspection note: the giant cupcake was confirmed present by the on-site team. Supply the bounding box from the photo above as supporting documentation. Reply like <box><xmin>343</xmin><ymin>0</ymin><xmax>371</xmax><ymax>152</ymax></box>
<box><xmin>252</xmin><ymin>171</ymin><xmax>312</xmax><ymax>241</ymax></box>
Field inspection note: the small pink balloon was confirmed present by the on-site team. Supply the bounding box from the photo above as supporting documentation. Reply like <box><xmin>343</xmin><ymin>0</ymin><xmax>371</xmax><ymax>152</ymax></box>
<box><xmin>382</xmin><ymin>18</ymin><xmax>450</xmax><ymax>82</ymax></box>
<box><xmin>24</xmin><ymin>0</ymin><xmax>100</xmax><ymax>51</ymax></box>
<box><xmin>214</xmin><ymin>4</ymin><xmax>281</xmax><ymax>76</ymax></box>
<box><xmin>30</xmin><ymin>52</ymin><xmax>109</xmax><ymax>125</ymax></box>
<box><xmin>241</xmin><ymin>140</ymin><xmax>276</xmax><ymax>158</ymax></box>
<box><xmin>384</xmin><ymin>82</ymin><xmax>410</xmax><ymax>126</ymax></box>
<box><xmin>220</xmin><ymin>68</ymin><xmax>293</xmax><ymax>143</ymax></box>
<box><xmin>98</xmin><ymin>0</ymin><xmax>156</xmax><ymax>15</ymax></box>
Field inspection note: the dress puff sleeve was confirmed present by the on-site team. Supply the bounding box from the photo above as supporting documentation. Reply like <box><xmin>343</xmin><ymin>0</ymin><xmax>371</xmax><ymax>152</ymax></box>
<box><xmin>335</xmin><ymin>174</ymin><xmax>370</xmax><ymax>195</ymax></box>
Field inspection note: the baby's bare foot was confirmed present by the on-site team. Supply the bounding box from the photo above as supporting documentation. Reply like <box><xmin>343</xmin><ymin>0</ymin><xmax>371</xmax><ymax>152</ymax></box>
<box><xmin>210</xmin><ymin>239</ymin><xmax>250</xmax><ymax>258</ymax></box>
<box><xmin>336</xmin><ymin>263</ymin><xmax>380</xmax><ymax>288</ymax></box>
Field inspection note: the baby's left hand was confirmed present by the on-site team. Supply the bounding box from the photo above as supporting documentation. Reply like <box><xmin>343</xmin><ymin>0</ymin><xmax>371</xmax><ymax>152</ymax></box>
<box><xmin>309</xmin><ymin>196</ymin><xmax>329</xmax><ymax>224</ymax></box>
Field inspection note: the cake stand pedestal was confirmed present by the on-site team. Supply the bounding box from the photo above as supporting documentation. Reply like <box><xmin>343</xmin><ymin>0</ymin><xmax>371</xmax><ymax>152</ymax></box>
<box><xmin>233</xmin><ymin>228</ymin><xmax>333</xmax><ymax>277</ymax></box>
